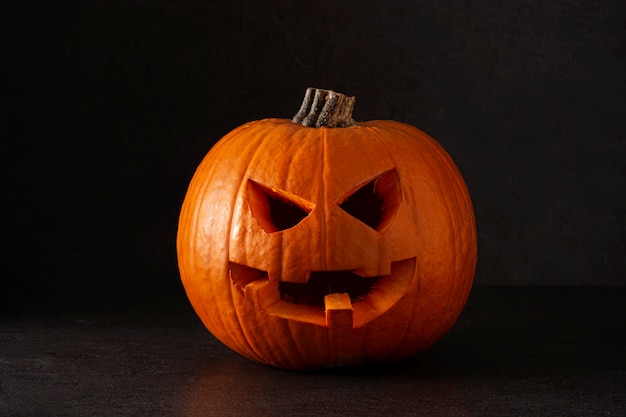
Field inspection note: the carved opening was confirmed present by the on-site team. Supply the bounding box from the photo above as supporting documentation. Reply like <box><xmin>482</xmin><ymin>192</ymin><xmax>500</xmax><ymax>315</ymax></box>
<box><xmin>229</xmin><ymin>262</ymin><xmax>269</xmax><ymax>294</ymax></box>
<box><xmin>247</xmin><ymin>180</ymin><xmax>313</xmax><ymax>233</ymax></box>
<box><xmin>228</xmin><ymin>258</ymin><xmax>417</xmax><ymax>328</ymax></box>
<box><xmin>279</xmin><ymin>270</ymin><xmax>380</xmax><ymax>308</ymax></box>
<box><xmin>337</xmin><ymin>169</ymin><xmax>402</xmax><ymax>233</ymax></box>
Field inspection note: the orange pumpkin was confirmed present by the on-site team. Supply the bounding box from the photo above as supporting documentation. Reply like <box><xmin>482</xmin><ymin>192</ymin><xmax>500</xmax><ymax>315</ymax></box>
<box><xmin>177</xmin><ymin>88</ymin><xmax>477</xmax><ymax>370</ymax></box>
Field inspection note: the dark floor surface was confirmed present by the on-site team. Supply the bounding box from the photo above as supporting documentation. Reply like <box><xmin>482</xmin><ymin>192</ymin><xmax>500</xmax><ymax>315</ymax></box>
<box><xmin>1</xmin><ymin>286</ymin><xmax>625</xmax><ymax>417</ymax></box>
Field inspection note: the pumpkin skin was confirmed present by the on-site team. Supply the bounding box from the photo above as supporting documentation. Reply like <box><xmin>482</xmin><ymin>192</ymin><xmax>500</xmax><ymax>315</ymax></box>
<box><xmin>177</xmin><ymin>97</ymin><xmax>477</xmax><ymax>370</ymax></box>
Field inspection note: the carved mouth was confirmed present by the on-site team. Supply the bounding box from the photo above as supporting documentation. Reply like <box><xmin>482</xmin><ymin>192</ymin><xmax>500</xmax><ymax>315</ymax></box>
<box><xmin>278</xmin><ymin>270</ymin><xmax>380</xmax><ymax>307</ymax></box>
<box><xmin>229</xmin><ymin>258</ymin><xmax>416</xmax><ymax>329</ymax></box>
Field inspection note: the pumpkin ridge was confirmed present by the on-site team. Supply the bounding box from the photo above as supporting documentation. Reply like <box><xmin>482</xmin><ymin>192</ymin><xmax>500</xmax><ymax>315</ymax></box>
<box><xmin>359</xmin><ymin>126</ymin><xmax>405</xmax><ymax>236</ymax></box>
<box><xmin>179</xmin><ymin>121</ymin><xmax>264</xmax><ymax>352</ymax></box>
<box><xmin>226</xmin><ymin>125</ymin><xmax>284</xmax><ymax>364</ymax></box>
<box><xmin>285</xmin><ymin>319</ymin><xmax>319</xmax><ymax>369</ymax></box>
<box><xmin>395</xmin><ymin>123</ymin><xmax>476</xmax><ymax>345</ymax></box>
<box><xmin>278</xmin><ymin>316</ymin><xmax>312</xmax><ymax>369</ymax></box>
<box><xmin>418</xmin><ymin>130</ymin><xmax>477</xmax><ymax>329</ymax></box>
<box><xmin>359</xmin><ymin>125</ymin><xmax>418</xmax><ymax>353</ymax></box>
<box><xmin>231</xmin><ymin>122</ymin><xmax>325</xmax><ymax>367</ymax></box>
<box><xmin>321</xmin><ymin>126</ymin><xmax>330</xmax><ymax>270</ymax></box>
<box><xmin>364</xmin><ymin>122</ymin><xmax>475</xmax><ymax>355</ymax></box>
<box><xmin>395</xmin><ymin>124</ymin><xmax>463</xmax><ymax>338</ymax></box>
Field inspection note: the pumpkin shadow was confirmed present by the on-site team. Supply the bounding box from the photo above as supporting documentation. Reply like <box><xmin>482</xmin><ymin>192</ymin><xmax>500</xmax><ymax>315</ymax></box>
<box><xmin>178</xmin><ymin>287</ymin><xmax>626</xmax><ymax>416</ymax></box>
<box><xmin>177</xmin><ymin>332</ymin><xmax>497</xmax><ymax>417</ymax></box>
<box><xmin>178</xmin><ymin>355</ymin><xmax>475</xmax><ymax>417</ymax></box>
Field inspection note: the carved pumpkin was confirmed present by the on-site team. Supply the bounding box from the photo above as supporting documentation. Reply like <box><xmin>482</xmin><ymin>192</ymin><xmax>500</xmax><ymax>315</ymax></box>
<box><xmin>177</xmin><ymin>88</ymin><xmax>477</xmax><ymax>370</ymax></box>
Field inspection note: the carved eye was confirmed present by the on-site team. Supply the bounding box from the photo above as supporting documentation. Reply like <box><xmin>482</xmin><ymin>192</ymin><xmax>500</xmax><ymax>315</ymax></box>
<box><xmin>247</xmin><ymin>180</ymin><xmax>314</xmax><ymax>233</ymax></box>
<box><xmin>337</xmin><ymin>169</ymin><xmax>402</xmax><ymax>233</ymax></box>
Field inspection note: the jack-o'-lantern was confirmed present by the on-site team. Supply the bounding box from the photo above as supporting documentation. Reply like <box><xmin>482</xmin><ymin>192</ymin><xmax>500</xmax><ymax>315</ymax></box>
<box><xmin>177</xmin><ymin>88</ymin><xmax>477</xmax><ymax>370</ymax></box>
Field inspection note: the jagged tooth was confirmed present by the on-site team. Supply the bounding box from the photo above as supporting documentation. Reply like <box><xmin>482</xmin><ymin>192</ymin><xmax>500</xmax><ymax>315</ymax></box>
<box><xmin>379</xmin><ymin>263</ymin><xmax>392</xmax><ymax>276</ymax></box>
<box><xmin>352</xmin><ymin>268</ymin><xmax>367</xmax><ymax>277</ymax></box>
<box><xmin>325</xmin><ymin>293</ymin><xmax>353</xmax><ymax>329</ymax></box>
<box><xmin>352</xmin><ymin>263</ymin><xmax>392</xmax><ymax>277</ymax></box>
<box><xmin>303</xmin><ymin>270</ymin><xmax>312</xmax><ymax>282</ymax></box>
<box><xmin>244</xmin><ymin>280</ymin><xmax>279</xmax><ymax>310</ymax></box>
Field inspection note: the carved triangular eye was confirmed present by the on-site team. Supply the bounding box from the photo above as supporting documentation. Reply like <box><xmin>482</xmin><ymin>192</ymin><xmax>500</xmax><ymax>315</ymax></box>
<box><xmin>247</xmin><ymin>180</ymin><xmax>314</xmax><ymax>233</ymax></box>
<box><xmin>337</xmin><ymin>169</ymin><xmax>402</xmax><ymax>233</ymax></box>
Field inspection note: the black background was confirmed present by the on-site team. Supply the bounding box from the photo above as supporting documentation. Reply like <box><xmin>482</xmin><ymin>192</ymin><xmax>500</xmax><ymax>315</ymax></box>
<box><xmin>4</xmin><ymin>0</ymin><xmax>625</xmax><ymax>306</ymax></box>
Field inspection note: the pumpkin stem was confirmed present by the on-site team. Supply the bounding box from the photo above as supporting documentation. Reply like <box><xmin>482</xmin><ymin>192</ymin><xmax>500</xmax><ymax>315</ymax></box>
<box><xmin>293</xmin><ymin>88</ymin><xmax>357</xmax><ymax>128</ymax></box>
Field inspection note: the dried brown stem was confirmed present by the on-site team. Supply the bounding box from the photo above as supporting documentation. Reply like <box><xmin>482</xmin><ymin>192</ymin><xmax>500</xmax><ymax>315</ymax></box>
<box><xmin>293</xmin><ymin>88</ymin><xmax>357</xmax><ymax>128</ymax></box>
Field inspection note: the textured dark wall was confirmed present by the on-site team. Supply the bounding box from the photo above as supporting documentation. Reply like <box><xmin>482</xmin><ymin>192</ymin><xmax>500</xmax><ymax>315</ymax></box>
<box><xmin>4</xmin><ymin>0</ymin><xmax>625</xmax><ymax>300</ymax></box>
